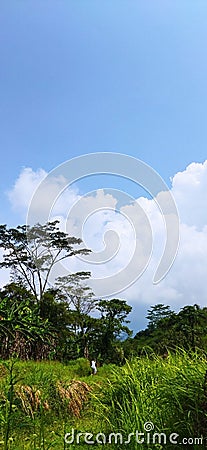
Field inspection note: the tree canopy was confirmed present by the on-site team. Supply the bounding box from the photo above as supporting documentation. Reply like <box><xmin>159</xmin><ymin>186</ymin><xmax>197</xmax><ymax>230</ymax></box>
<box><xmin>0</xmin><ymin>221</ymin><xmax>90</xmax><ymax>302</ymax></box>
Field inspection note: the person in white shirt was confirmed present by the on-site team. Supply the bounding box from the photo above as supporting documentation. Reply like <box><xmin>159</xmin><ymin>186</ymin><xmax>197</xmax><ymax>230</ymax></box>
<box><xmin>91</xmin><ymin>359</ymin><xmax>97</xmax><ymax>375</ymax></box>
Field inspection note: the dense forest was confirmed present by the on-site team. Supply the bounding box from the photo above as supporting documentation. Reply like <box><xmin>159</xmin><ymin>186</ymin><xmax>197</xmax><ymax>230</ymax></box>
<box><xmin>0</xmin><ymin>221</ymin><xmax>207</xmax><ymax>364</ymax></box>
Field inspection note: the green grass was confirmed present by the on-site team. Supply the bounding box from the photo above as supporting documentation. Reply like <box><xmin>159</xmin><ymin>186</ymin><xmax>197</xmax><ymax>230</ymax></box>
<box><xmin>0</xmin><ymin>351</ymin><xmax>207</xmax><ymax>449</ymax></box>
<box><xmin>93</xmin><ymin>349</ymin><xmax>207</xmax><ymax>449</ymax></box>
<box><xmin>0</xmin><ymin>358</ymin><xmax>116</xmax><ymax>449</ymax></box>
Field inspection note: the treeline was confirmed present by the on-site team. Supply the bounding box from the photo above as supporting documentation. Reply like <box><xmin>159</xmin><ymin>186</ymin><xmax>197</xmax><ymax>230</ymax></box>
<box><xmin>0</xmin><ymin>282</ymin><xmax>132</xmax><ymax>362</ymax></box>
<box><xmin>0</xmin><ymin>221</ymin><xmax>207</xmax><ymax>364</ymax></box>
<box><xmin>123</xmin><ymin>303</ymin><xmax>207</xmax><ymax>357</ymax></box>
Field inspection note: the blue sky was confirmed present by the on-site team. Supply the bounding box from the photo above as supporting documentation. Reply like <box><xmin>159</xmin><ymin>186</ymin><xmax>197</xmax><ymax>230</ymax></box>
<box><xmin>1</xmin><ymin>1</ymin><xmax>207</xmax><ymax>194</ymax></box>
<box><xmin>1</xmin><ymin>1</ymin><xmax>207</xmax><ymax>330</ymax></box>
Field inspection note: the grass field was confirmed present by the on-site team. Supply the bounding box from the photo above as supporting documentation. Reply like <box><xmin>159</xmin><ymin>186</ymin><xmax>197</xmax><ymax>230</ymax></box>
<box><xmin>0</xmin><ymin>350</ymin><xmax>206</xmax><ymax>449</ymax></box>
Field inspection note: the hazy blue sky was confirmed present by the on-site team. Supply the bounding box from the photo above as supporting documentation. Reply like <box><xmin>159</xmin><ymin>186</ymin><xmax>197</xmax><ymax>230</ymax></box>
<box><xmin>1</xmin><ymin>2</ymin><xmax>207</xmax><ymax>206</ymax></box>
<box><xmin>1</xmin><ymin>2</ymin><xmax>207</xmax><ymax>330</ymax></box>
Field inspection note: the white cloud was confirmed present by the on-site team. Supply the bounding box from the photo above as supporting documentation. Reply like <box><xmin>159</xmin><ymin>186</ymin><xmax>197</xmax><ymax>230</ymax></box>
<box><xmin>0</xmin><ymin>249</ymin><xmax>10</xmax><ymax>288</ymax></box>
<box><xmin>8</xmin><ymin>167</ymin><xmax>47</xmax><ymax>212</ymax></box>
<box><xmin>172</xmin><ymin>160</ymin><xmax>207</xmax><ymax>229</ymax></box>
<box><xmin>3</xmin><ymin>160</ymin><xmax>207</xmax><ymax>326</ymax></box>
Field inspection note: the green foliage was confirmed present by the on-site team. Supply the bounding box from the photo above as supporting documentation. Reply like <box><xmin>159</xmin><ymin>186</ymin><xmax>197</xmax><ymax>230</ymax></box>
<box><xmin>0</xmin><ymin>284</ymin><xmax>55</xmax><ymax>360</ymax></box>
<box><xmin>66</xmin><ymin>358</ymin><xmax>91</xmax><ymax>377</ymax></box>
<box><xmin>55</xmin><ymin>272</ymin><xmax>97</xmax><ymax>315</ymax></box>
<box><xmin>146</xmin><ymin>304</ymin><xmax>174</xmax><ymax>330</ymax></box>
<box><xmin>0</xmin><ymin>360</ymin><xmax>21</xmax><ymax>450</ymax></box>
<box><xmin>130</xmin><ymin>303</ymin><xmax>207</xmax><ymax>356</ymax></box>
<box><xmin>93</xmin><ymin>350</ymin><xmax>207</xmax><ymax>449</ymax></box>
<box><xmin>0</xmin><ymin>280</ymin><xmax>133</xmax><ymax>363</ymax></box>
<box><xmin>0</xmin><ymin>359</ymin><xmax>95</xmax><ymax>449</ymax></box>
<box><xmin>96</xmin><ymin>299</ymin><xmax>132</xmax><ymax>363</ymax></box>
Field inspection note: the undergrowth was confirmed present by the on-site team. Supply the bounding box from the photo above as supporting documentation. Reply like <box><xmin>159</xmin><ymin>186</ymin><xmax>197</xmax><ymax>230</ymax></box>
<box><xmin>0</xmin><ymin>351</ymin><xmax>206</xmax><ymax>449</ymax></box>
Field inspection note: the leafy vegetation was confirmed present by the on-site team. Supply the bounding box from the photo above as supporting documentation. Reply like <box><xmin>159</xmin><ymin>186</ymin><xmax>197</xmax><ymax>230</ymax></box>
<box><xmin>124</xmin><ymin>303</ymin><xmax>207</xmax><ymax>358</ymax></box>
<box><xmin>0</xmin><ymin>353</ymin><xmax>206</xmax><ymax>449</ymax></box>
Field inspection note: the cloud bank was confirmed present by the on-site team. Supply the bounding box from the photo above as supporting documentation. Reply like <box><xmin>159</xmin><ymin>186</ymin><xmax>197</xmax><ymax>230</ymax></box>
<box><xmin>4</xmin><ymin>160</ymin><xmax>207</xmax><ymax>329</ymax></box>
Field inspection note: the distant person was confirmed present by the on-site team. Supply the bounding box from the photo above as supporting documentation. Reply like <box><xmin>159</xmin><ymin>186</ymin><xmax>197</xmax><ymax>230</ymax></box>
<box><xmin>91</xmin><ymin>359</ymin><xmax>97</xmax><ymax>375</ymax></box>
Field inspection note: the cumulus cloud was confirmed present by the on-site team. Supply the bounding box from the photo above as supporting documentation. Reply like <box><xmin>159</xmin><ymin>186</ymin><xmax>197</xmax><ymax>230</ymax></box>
<box><xmin>7</xmin><ymin>167</ymin><xmax>47</xmax><ymax>212</ymax></box>
<box><xmin>8</xmin><ymin>167</ymin><xmax>81</xmax><ymax>223</ymax></box>
<box><xmin>3</xmin><ymin>160</ymin><xmax>207</xmax><ymax>327</ymax></box>
<box><xmin>172</xmin><ymin>160</ymin><xmax>207</xmax><ymax>229</ymax></box>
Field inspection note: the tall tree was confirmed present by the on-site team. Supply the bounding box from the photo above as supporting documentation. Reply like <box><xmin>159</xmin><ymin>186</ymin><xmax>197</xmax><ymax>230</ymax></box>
<box><xmin>97</xmin><ymin>299</ymin><xmax>132</xmax><ymax>362</ymax></box>
<box><xmin>0</xmin><ymin>221</ymin><xmax>90</xmax><ymax>304</ymax></box>
<box><xmin>146</xmin><ymin>303</ymin><xmax>174</xmax><ymax>330</ymax></box>
<box><xmin>55</xmin><ymin>271</ymin><xmax>97</xmax><ymax>315</ymax></box>
<box><xmin>56</xmin><ymin>272</ymin><xmax>98</xmax><ymax>358</ymax></box>
<box><xmin>175</xmin><ymin>304</ymin><xmax>206</xmax><ymax>351</ymax></box>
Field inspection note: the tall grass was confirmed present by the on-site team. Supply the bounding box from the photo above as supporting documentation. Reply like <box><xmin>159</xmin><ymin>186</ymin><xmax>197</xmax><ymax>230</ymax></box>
<box><xmin>0</xmin><ymin>358</ymin><xmax>93</xmax><ymax>449</ymax></box>
<box><xmin>93</xmin><ymin>349</ymin><xmax>207</xmax><ymax>449</ymax></box>
<box><xmin>0</xmin><ymin>353</ymin><xmax>207</xmax><ymax>449</ymax></box>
